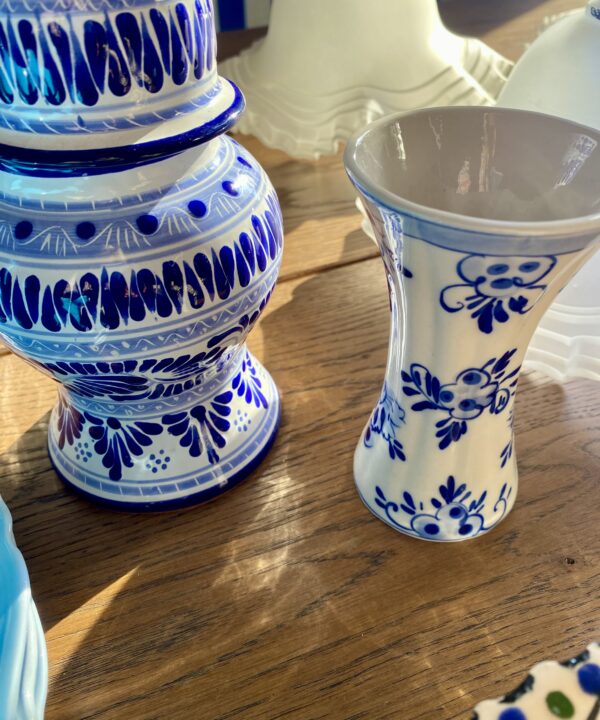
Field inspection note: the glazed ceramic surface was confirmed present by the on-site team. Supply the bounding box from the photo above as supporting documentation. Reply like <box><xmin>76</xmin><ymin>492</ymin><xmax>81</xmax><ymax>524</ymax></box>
<box><xmin>358</xmin><ymin>198</ymin><xmax>600</xmax><ymax>382</ymax></box>
<box><xmin>0</xmin><ymin>498</ymin><xmax>47</xmax><ymax>720</ymax></box>
<box><xmin>221</xmin><ymin>0</ymin><xmax>512</xmax><ymax>159</ymax></box>
<box><xmin>345</xmin><ymin>107</ymin><xmax>600</xmax><ymax>541</ymax></box>
<box><xmin>0</xmin><ymin>0</ymin><xmax>284</xmax><ymax>509</ymax></box>
<box><xmin>498</xmin><ymin>0</ymin><xmax>600</xmax><ymax>382</ymax></box>
<box><xmin>0</xmin><ymin>0</ymin><xmax>243</xmax><ymax>170</ymax></box>
<box><xmin>473</xmin><ymin>643</ymin><xmax>600</xmax><ymax>720</ymax></box>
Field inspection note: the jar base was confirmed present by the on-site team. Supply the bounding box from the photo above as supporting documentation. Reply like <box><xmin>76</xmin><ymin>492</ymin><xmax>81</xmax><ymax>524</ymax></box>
<box><xmin>47</xmin><ymin>351</ymin><xmax>280</xmax><ymax>512</ymax></box>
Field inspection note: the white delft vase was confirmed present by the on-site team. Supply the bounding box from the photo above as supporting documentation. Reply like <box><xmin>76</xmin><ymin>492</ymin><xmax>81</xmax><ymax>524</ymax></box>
<box><xmin>0</xmin><ymin>0</ymin><xmax>284</xmax><ymax>509</ymax></box>
<box><xmin>345</xmin><ymin>107</ymin><xmax>600</xmax><ymax>541</ymax></box>
<box><xmin>220</xmin><ymin>0</ymin><xmax>513</xmax><ymax>159</ymax></box>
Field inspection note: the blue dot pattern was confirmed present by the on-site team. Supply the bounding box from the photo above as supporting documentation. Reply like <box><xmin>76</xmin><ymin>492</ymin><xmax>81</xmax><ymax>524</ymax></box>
<box><xmin>188</xmin><ymin>200</ymin><xmax>207</xmax><ymax>218</ymax></box>
<box><xmin>136</xmin><ymin>214</ymin><xmax>159</xmax><ymax>235</ymax></box>
<box><xmin>76</xmin><ymin>221</ymin><xmax>95</xmax><ymax>240</ymax></box>
<box><xmin>498</xmin><ymin>709</ymin><xmax>527</xmax><ymax>720</ymax></box>
<box><xmin>578</xmin><ymin>663</ymin><xmax>600</xmax><ymax>694</ymax></box>
<box><xmin>15</xmin><ymin>221</ymin><xmax>33</xmax><ymax>240</ymax></box>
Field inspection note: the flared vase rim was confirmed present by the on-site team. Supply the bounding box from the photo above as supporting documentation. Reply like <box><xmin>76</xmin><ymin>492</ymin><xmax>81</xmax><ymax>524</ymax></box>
<box><xmin>344</xmin><ymin>105</ymin><xmax>600</xmax><ymax>243</ymax></box>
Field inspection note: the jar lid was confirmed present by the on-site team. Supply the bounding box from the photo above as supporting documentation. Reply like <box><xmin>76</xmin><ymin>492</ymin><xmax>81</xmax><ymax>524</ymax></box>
<box><xmin>0</xmin><ymin>0</ymin><xmax>244</xmax><ymax>174</ymax></box>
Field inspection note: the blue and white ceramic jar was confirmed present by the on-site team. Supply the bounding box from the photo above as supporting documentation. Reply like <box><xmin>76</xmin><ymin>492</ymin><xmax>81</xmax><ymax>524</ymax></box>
<box><xmin>345</xmin><ymin>107</ymin><xmax>600</xmax><ymax>541</ymax></box>
<box><xmin>0</xmin><ymin>0</ymin><xmax>283</xmax><ymax>509</ymax></box>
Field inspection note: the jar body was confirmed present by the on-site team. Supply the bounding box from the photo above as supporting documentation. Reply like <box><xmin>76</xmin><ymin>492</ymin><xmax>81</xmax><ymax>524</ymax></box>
<box><xmin>0</xmin><ymin>135</ymin><xmax>283</xmax><ymax>508</ymax></box>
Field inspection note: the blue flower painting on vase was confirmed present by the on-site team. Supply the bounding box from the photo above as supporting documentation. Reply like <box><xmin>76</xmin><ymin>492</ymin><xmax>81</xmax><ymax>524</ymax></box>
<box><xmin>440</xmin><ymin>254</ymin><xmax>557</xmax><ymax>334</ymax></box>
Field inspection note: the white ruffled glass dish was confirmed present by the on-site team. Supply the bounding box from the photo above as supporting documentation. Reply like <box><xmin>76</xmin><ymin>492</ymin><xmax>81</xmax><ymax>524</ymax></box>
<box><xmin>221</xmin><ymin>0</ymin><xmax>512</xmax><ymax>159</ymax></box>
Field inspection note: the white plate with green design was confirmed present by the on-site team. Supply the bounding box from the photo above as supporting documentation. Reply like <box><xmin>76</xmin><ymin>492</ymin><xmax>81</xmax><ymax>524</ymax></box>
<box><xmin>473</xmin><ymin>643</ymin><xmax>600</xmax><ymax>720</ymax></box>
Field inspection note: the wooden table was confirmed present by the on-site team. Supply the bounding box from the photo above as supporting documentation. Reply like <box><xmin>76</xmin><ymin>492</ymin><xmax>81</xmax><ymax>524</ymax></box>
<box><xmin>2</xmin><ymin>2</ymin><xmax>598</xmax><ymax>718</ymax></box>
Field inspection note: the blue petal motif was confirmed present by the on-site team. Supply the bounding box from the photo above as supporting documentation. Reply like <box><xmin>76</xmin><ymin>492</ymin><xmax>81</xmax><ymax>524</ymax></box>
<box><xmin>0</xmin><ymin>194</ymin><xmax>281</xmax><ymax>334</ymax></box>
<box><xmin>84</xmin><ymin>414</ymin><xmax>163</xmax><ymax>481</ymax></box>
<box><xmin>163</xmin><ymin>391</ymin><xmax>233</xmax><ymax>464</ymax></box>
<box><xmin>0</xmin><ymin>2</ymin><xmax>215</xmax><ymax>108</ymax></box>
<box><xmin>363</xmin><ymin>383</ymin><xmax>406</xmax><ymax>461</ymax></box>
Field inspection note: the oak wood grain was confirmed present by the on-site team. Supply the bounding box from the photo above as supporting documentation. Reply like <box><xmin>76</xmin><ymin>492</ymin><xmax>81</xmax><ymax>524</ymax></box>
<box><xmin>1</xmin><ymin>1</ymin><xmax>597</xmax><ymax>719</ymax></box>
<box><xmin>3</xmin><ymin>257</ymin><xmax>599</xmax><ymax>720</ymax></box>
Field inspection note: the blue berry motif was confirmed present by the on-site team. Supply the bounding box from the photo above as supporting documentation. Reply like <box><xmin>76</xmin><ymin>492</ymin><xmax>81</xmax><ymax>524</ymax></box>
<box><xmin>440</xmin><ymin>254</ymin><xmax>557</xmax><ymax>334</ymax></box>
<box><xmin>145</xmin><ymin>450</ymin><xmax>171</xmax><ymax>474</ymax></box>
<box><xmin>401</xmin><ymin>349</ymin><xmax>520</xmax><ymax>450</ymax></box>
<box><xmin>374</xmin><ymin>476</ymin><xmax>512</xmax><ymax>540</ymax></box>
<box><xmin>364</xmin><ymin>383</ymin><xmax>406</xmax><ymax>461</ymax></box>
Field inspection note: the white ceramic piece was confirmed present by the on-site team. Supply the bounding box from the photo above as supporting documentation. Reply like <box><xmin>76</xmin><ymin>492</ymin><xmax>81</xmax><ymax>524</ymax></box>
<box><xmin>0</xmin><ymin>498</ymin><xmax>47</xmax><ymax>720</ymax></box>
<box><xmin>345</xmin><ymin>106</ymin><xmax>600</xmax><ymax>541</ymax></box>
<box><xmin>473</xmin><ymin>642</ymin><xmax>600</xmax><ymax>720</ymax></box>
<box><xmin>0</xmin><ymin>0</ymin><xmax>285</xmax><ymax>509</ymax></box>
<box><xmin>358</xmin><ymin>196</ymin><xmax>600</xmax><ymax>382</ymax></box>
<box><xmin>220</xmin><ymin>0</ymin><xmax>512</xmax><ymax>159</ymax></box>
<box><xmin>498</xmin><ymin>1</ymin><xmax>600</xmax><ymax>382</ymax></box>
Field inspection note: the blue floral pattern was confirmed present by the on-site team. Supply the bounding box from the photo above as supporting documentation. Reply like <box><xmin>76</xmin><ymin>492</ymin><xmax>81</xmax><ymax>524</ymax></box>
<box><xmin>162</xmin><ymin>351</ymin><xmax>268</xmax><ymax>463</ymax></box>
<box><xmin>231</xmin><ymin>353</ymin><xmax>267</xmax><ymax>409</ymax></box>
<box><xmin>163</xmin><ymin>391</ymin><xmax>233</xmax><ymax>465</ymax></box>
<box><xmin>38</xmin><ymin>345</ymin><xmax>227</xmax><ymax>402</ymax></box>
<box><xmin>440</xmin><ymin>254</ymin><xmax>557</xmax><ymax>334</ymax></box>
<box><xmin>53</xmin><ymin>349</ymin><xmax>272</xmax><ymax>480</ymax></box>
<box><xmin>84</xmin><ymin>414</ymin><xmax>163</xmax><ymax>481</ymax></box>
<box><xmin>56</xmin><ymin>393</ymin><xmax>85</xmax><ymax>450</ymax></box>
<box><xmin>374</xmin><ymin>476</ymin><xmax>512</xmax><ymax>540</ymax></box>
<box><xmin>364</xmin><ymin>384</ymin><xmax>406</xmax><ymax>461</ymax></box>
<box><xmin>401</xmin><ymin>349</ymin><xmax>520</xmax><ymax>449</ymax></box>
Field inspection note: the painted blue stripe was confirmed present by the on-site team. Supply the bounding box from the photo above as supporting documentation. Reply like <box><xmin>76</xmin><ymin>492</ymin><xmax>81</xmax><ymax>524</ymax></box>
<box><xmin>217</xmin><ymin>0</ymin><xmax>245</xmax><ymax>30</ymax></box>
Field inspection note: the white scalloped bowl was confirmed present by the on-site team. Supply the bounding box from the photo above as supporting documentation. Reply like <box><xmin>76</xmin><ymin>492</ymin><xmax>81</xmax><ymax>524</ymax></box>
<box><xmin>473</xmin><ymin>642</ymin><xmax>600</xmax><ymax>719</ymax></box>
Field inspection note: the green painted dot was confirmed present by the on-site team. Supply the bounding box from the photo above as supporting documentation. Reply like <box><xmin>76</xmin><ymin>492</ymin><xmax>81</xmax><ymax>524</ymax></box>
<box><xmin>546</xmin><ymin>691</ymin><xmax>575</xmax><ymax>718</ymax></box>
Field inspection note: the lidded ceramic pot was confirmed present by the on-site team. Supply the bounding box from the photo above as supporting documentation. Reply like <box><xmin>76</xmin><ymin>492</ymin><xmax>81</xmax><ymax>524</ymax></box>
<box><xmin>0</xmin><ymin>0</ymin><xmax>284</xmax><ymax>509</ymax></box>
<box><xmin>0</xmin><ymin>0</ymin><xmax>243</xmax><ymax>168</ymax></box>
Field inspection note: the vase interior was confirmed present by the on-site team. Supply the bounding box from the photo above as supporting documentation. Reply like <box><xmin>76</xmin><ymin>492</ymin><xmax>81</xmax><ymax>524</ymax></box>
<box><xmin>348</xmin><ymin>107</ymin><xmax>600</xmax><ymax>224</ymax></box>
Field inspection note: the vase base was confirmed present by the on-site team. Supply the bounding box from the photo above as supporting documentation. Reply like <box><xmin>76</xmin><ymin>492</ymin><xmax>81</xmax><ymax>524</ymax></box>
<box><xmin>354</xmin><ymin>437</ymin><xmax>516</xmax><ymax>543</ymax></box>
<box><xmin>47</xmin><ymin>351</ymin><xmax>280</xmax><ymax>512</ymax></box>
<box><xmin>354</xmin><ymin>479</ymin><xmax>512</xmax><ymax>543</ymax></box>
